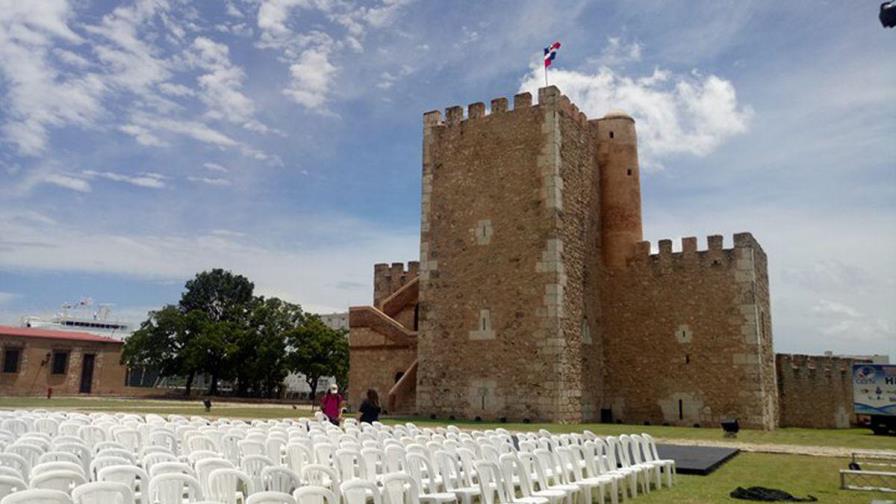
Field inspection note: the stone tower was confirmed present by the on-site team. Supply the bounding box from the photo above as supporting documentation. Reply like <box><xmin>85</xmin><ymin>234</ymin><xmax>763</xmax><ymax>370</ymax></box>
<box><xmin>416</xmin><ymin>86</ymin><xmax>600</xmax><ymax>422</ymax></box>
<box><xmin>593</xmin><ymin>112</ymin><xmax>643</xmax><ymax>269</ymax></box>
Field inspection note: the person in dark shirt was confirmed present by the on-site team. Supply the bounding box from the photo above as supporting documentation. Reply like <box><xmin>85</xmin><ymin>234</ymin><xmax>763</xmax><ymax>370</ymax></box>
<box><xmin>358</xmin><ymin>389</ymin><xmax>382</xmax><ymax>423</ymax></box>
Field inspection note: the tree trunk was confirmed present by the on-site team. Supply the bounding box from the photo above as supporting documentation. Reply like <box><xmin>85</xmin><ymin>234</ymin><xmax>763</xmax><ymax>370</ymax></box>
<box><xmin>208</xmin><ymin>370</ymin><xmax>219</xmax><ymax>395</ymax></box>
<box><xmin>185</xmin><ymin>372</ymin><xmax>194</xmax><ymax>397</ymax></box>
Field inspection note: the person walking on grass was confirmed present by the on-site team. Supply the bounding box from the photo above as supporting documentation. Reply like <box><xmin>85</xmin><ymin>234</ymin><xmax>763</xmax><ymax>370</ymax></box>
<box><xmin>321</xmin><ymin>383</ymin><xmax>344</xmax><ymax>425</ymax></box>
<box><xmin>358</xmin><ymin>389</ymin><xmax>381</xmax><ymax>424</ymax></box>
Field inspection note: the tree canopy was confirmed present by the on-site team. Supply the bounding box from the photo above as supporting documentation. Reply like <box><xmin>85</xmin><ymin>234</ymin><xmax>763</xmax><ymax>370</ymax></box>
<box><xmin>122</xmin><ymin>269</ymin><xmax>347</xmax><ymax>398</ymax></box>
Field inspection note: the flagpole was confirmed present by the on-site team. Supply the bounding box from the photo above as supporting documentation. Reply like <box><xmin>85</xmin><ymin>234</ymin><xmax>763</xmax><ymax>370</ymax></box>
<box><xmin>545</xmin><ymin>63</ymin><xmax>548</xmax><ymax>87</ymax></box>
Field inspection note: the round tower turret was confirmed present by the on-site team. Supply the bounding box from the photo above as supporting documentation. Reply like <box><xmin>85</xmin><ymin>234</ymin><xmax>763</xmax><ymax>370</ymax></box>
<box><xmin>594</xmin><ymin>110</ymin><xmax>643</xmax><ymax>269</ymax></box>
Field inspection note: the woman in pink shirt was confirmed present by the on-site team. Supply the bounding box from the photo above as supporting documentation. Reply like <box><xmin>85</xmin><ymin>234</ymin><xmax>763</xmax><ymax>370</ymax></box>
<box><xmin>320</xmin><ymin>383</ymin><xmax>344</xmax><ymax>425</ymax></box>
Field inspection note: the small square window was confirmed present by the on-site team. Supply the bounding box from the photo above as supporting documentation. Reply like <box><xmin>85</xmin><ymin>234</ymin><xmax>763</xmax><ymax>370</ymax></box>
<box><xmin>51</xmin><ymin>351</ymin><xmax>69</xmax><ymax>375</ymax></box>
<box><xmin>627</xmin><ymin>169</ymin><xmax>632</xmax><ymax>176</ymax></box>
<box><xmin>2</xmin><ymin>348</ymin><xmax>20</xmax><ymax>373</ymax></box>
<box><xmin>609</xmin><ymin>131</ymin><xmax>614</xmax><ymax>139</ymax></box>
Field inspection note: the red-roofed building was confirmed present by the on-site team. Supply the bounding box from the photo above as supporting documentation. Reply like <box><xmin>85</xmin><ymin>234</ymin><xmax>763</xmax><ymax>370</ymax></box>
<box><xmin>0</xmin><ymin>325</ymin><xmax>131</xmax><ymax>396</ymax></box>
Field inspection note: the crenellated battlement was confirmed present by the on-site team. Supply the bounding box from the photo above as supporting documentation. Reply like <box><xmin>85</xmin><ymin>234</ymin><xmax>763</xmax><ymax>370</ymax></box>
<box><xmin>373</xmin><ymin>261</ymin><xmax>419</xmax><ymax>307</ymax></box>
<box><xmin>423</xmin><ymin>86</ymin><xmax>591</xmax><ymax>130</ymax></box>
<box><xmin>627</xmin><ymin>232</ymin><xmax>765</xmax><ymax>271</ymax></box>
<box><xmin>777</xmin><ymin>353</ymin><xmax>865</xmax><ymax>376</ymax></box>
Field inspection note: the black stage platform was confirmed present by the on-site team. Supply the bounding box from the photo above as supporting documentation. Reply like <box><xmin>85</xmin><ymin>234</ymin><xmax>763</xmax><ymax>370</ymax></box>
<box><xmin>655</xmin><ymin>444</ymin><xmax>740</xmax><ymax>475</ymax></box>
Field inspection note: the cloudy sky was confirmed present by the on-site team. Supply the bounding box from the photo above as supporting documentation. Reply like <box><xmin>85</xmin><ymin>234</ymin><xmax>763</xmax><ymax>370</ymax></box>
<box><xmin>0</xmin><ymin>0</ymin><xmax>893</xmax><ymax>359</ymax></box>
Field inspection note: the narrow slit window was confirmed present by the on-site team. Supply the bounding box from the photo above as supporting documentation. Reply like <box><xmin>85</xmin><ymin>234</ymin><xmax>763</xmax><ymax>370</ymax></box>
<box><xmin>678</xmin><ymin>399</ymin><xmax>684</xmax><ymax>420</ymax></box>
<box><xmin>609</xmin><ymin>131</ymin><xmax>614</xmax><ymax>139</ymax></box>
<box><xmin>627</xmin><ymin>169</ymin><xmax>632</xmax><ymax>176</ymax></box>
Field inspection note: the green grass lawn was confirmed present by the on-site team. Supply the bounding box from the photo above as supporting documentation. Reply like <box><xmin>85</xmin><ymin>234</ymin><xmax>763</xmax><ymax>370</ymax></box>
<box><xmin>635</xmin><ymin>453</ymin><xmax>891</xmax><ymax>504</ymax></box>
<box><xmin>385</xmin><ymin>417</ymin><xmax>896</xmax><ymax>452</ymax></box>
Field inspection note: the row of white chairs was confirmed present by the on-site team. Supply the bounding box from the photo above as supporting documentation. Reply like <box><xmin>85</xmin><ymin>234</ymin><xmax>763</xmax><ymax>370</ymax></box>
<box><xmin>0</xmin><ymin>409</ymin><xmax>675</xmax><ymax>504</ymax></box>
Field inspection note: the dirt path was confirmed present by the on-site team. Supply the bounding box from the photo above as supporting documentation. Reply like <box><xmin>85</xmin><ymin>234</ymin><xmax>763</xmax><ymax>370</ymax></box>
<box><xmin>656</xmin><ymin>436</ymin><xmax>896</xmax><ymax>458</ymax></box>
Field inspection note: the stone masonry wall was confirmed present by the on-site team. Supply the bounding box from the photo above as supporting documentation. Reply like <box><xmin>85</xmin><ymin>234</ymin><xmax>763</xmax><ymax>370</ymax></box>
<box><xmin>776</xmin><ymin>353</ymin><xmax>862</xmax><ymax>428</ymax></box>
<box><xmin>602</xmin><ymin>233</ymin><xmax>778</xmax><ymax>429</ymax></box>
<box><xmin>347</xmin><ymin>326</ymin><xmax>416</xmax><ymax>413</ymax></box>
<box><xmin>417</xmin><ymin>88</ymin><xmax>597</xmax><ymax>421</ymax></box>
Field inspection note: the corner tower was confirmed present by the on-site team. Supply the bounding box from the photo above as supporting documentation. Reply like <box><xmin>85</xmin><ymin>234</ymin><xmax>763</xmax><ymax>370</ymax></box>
<box><xmin>593</xmin><ymin>111</ymin><xmax>643</xmax><ymax>269</ymax></box>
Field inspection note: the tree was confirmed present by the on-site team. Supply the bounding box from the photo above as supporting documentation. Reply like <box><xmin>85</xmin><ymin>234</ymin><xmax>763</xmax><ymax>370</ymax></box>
<box><xmin>236</xmin><ymin>297</ymin><xmax>304</xmax><ymax>397</ymax></box>
<box><xmin>179</xmin><ymin>269</ymin><xmax>255</xmax><ymax>394</ymax></box>
<box><xmin>122</xmin><ymin>305</ymin><xmax>203</xmax><ymax>396</ymax></box>
<box><xmin>286</xmin><ymin>315</ymin><xmax>349</xmax><ymax>400</ymax></box>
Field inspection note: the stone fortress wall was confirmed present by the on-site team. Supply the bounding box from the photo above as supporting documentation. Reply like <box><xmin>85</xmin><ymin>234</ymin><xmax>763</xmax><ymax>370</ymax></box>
<box><xmin>776</xmin><ymin>354</ymin><xmax>865</xmax><ymax>428</ymax></box>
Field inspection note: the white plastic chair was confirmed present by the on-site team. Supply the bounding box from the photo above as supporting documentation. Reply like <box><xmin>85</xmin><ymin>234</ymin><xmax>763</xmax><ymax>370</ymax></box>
<box><xmin>433</xmin><ymin>451</ymin><xmax>478</xmax><ymax>504</ymax></box>
<box><xmin>98</xmin><ymin>465</ymin><xmax>149</xmax><ymax>504</ymax></box>
<box><xmin>32</xmin><ymin>461</ymin><xmax>86</xmax><ymax>480</ymax></box>
<box><xmin>0</xmin><ymin>454</ymin><xmax>29</xmax><ymax>483</ymax></box>
<box><xmin>0</xmin><ymin>488</ymin><xmax>73</xmax><ymax>504</ymax></box>
<box><xmin>476</xmin><ymin>461</ymin><xmax>546</xmax><ymax>504</ymax></box>
<box><xmin>71</xmin><ymin>481</ymin><xmax>134</xmax><ymax>504</ymax></box>
<box><xmin>31</xmin><ymin>470</ymin><xmax>87</xmax><ymax>493</ymax></box>
<box><xmin>293</xmin><ymin>486</ymin><xmax>337</xmax><ymax>504</ymax></box>
<box><xmin>147</xmin><ymin>473</ymin><xmax>204</xmax><ymax>504</ymax></box>
<box><xmin>149</xmin><ymin>461</ymin><xmax>196</xmax><ymax>478</ymax></box>
<box><xmin>39</xmin><ymin>452</ymin><xmax>82</xmax><ymax>466</ymax></box>
<box><xmin>0</xmin><ymin>475</ymin><xmax>27</xmax><ymax>500</ymax></box>
<box><xmin>195</xmin><ymin>458</ymin><xmax>234</xmax><ymax>497</ymax></box>
<box><xmin>262</xmin><ymin>466</ymin><xmax>301</xmax><ymax>494</ymax></box>
<box><xmin>637</xmin><ymin>434</ymin><xmax>675</xmax><ymax>488</ymax></box>
<box><xmin>500</xmin><ymin>453</ymin><xmax>562</xmax><ymax>504</ymax></box>
<box><xmin>341</xmin><ymin>479</ymin><xmax>382</xmax><ymax>504</ymax></box>
<box><xmin>247</xmin><ymin>491</ymin><xmax>297</xmax><ymax>504</ymax></box>
<box><xmin>621</xmin><ymin>435</ymin><xmax>659</xmax><ymax>491</ymax></box>
<box><xmin>301</xmin><ymin>465</ymin><xmax>339</xmax><ymax>495</ymax></box>
<box><xmin>565</xmin><ymin>443</ymin><xmax>619</xmax><ymax>504</ymax></box>
<box><xmin>406</xmin><ymin>453</ymin><xmax>455</xmax><ymax>504</ymax></box>
<box><xmin>242</xmin><ymin>455</ymin><xmax>274</xmax><ymax>493</ymax></box>
<box><xmin>381</xmin><ymin>472</ymin><xmax>421</xmax><ymax>504</ymax></box>
<box><xmin>207</xmin><ymin>468</ymin><xmax>252</xmax><ymax>504</ymax></box>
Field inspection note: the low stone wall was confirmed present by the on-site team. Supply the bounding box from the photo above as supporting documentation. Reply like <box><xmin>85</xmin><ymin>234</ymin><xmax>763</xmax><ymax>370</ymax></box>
<box><xmin>776</xmin><ymin>353</ymin><xmax>863</xmax><ymax>428</ymax></box>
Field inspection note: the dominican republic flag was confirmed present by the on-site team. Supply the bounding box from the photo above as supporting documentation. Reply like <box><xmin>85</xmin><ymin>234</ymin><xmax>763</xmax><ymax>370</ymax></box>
<box><xmin>544</xmin><ymin>41</ymin><xmax>561</xmax><ymax>67</ymax></box>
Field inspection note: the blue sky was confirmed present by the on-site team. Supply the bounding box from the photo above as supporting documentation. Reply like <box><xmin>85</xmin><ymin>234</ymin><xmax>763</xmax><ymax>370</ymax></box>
<box><xmin>0</xmin><ymin>0</ymin><xmax>893</xmax><ymax>359</ymax></box>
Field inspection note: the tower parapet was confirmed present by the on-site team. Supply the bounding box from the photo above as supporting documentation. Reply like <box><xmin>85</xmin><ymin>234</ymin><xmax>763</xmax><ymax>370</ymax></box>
<box><xmin>373</xmin><ymin>262</ymin><xmax>419</xmax><ymax>307</ymax></box>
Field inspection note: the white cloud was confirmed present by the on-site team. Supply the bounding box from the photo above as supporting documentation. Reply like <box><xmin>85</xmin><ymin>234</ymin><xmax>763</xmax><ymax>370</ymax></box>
<box><xmin>590</xmin><ymin>37</ymin><xmax>642</xmax><ymax>67</ymax></box>
<box><xmin>133</xmin><ymin>115</ymin><xmax>238</xmax><ymax>148</ymax></box>
<box><xmin>119</xmin><ymin>124</ymin><xmax>167</xmax><ymax>146</ymax></box>
<box><xmin>519</xmin><ymin>64</ymin><xmax>753</xmax><ymax>170</ymax></box>
<box><xmin>190</xmin><ymin>36</ymin><xmax>255</xmax><ymax>123</ymax></box>
<box><xmin>82</xmin><ymin>170</ymin><xmax>166</xmax><ymax>189</ymax></box>
<box><xmin>0</xmin><ymin>2</ymin><xmax>105</xmax><ymax>155</ymax></box>
<box><xmin>0</xmin><ymin>212</ymin><xmax>419</xmax><ymax>313</ymax></box>
<box><xmin>41</xmin><ymin>173</ymin><xmax>91</xmax><ymax>193</ymax></box>
<box><xmin>158</xmin><ymin>82</ymin><xmax>195</xmax><ymax>97</ymax></box>
<box><xmin>203</xmin><ymin>162</ymin><xmax>229</xmax><ymax>173</ymax></box>
<box><xmin>188</xmin><ymin>176</ymin><xmax>232</xmax><ymax>187</ymax></box>
<box><xmin>283</xmin><ymin>47</ymin><xmax>338</xmax><ymax>110</ymax></box>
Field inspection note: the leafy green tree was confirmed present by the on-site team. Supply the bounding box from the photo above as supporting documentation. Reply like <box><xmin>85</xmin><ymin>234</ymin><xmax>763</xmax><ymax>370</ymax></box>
<box><xmin>122</xmin><ymin>305</ymin><xmax>204</xmax><ymax>396</ymax></box>
<box><xmin>286</xmin><ymin>315</ymin><xmax>349</xmax><ymax>400</ymax></box>
<box><xmin>236</xmin><ymin>297</ymin><xmax>304</xmax><ymax>397</ymax></box>
<box><xmin>179</xmin><ymin>269</ymin><xmax>255</xmax><ymax>394</ymax></box>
